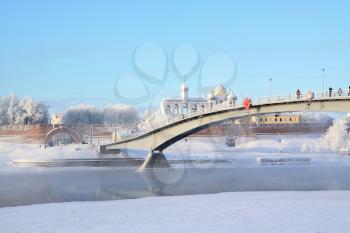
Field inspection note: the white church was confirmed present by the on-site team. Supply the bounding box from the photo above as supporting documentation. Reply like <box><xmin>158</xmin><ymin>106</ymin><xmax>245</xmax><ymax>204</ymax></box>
<box><xmin>160</xmin><ymin>83</ymin><xmax>237</xmax><ymax>115</ymax></box>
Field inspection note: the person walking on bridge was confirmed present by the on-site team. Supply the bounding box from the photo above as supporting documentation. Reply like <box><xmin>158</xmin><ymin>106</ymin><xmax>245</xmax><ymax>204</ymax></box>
<box><xmin>329</xmin><ymin>87</ymin><xmax>333</xmax><ymax>97</ymax></box>
<box><xmin>348</xmin><ymin>86</ymin><xmax>350</xmax><ymax>96</ymax></box>
<box><xmin>296</xmin><ymin>89</ymin><xmax>301</xmax><ymax>99</ymax></box>
<box><xmin>338</xmin><ymin>88</ymin><xmax>343</xmax><ymax>96</ymax></box>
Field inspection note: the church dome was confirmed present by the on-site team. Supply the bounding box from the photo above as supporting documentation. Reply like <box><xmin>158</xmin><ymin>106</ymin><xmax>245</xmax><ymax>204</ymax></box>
<box><xmin>214</xmin><ymin>83</ymin><xmax>227</xmax><ymax>97</ymax></box>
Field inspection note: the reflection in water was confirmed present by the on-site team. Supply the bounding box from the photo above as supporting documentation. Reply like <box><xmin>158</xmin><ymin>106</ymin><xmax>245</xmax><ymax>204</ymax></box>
<box><xmin>2</xmin><ymin>163</ymin><xmax>350</xmax><ymax>207</ymax></box>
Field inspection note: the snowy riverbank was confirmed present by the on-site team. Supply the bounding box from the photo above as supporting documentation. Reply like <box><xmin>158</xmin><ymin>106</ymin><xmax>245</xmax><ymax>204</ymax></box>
<box><xmin>1</xmin><ymin>191</ymin><xmax>350</xmax><ymax>233</ymax></box>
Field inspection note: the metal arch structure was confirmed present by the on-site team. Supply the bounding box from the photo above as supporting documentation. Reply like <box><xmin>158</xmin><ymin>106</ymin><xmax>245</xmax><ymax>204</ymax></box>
<box><xmin>100</xmin><ymin>95</ymin><xmax>350</xmax><ymax>169</ymax></box>
<box><xmin>44</xmin><ymin>126</ymin><xmax>83</xmax><ymax>146</ymax></box>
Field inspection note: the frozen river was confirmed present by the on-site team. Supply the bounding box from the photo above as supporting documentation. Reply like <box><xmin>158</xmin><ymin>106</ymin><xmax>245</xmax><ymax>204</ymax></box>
<box><xmin>2</xmin><ymin>161</ymin><xmax>350</xmax><ymax>207</ymax></box>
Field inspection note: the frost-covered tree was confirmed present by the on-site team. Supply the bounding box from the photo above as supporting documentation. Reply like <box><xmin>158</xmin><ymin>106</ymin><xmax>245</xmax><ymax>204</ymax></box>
<box><xmin>0</xmin><ymin>94</ymin><xmax>50</xmax><ymax>125</ymax></box>
<box><xmin>323</xmin><ymin>117</ymin><xmax>349</xmax><ymax>151</ymax></box>
<box><xmin>62</xmin><ymin>105</ymin><xmax>104</xmax><ymax>124</ymax></box>
<box><xmin>7</xmin><ymin>94</ymin><xmax>19</xmax><ymax>125</ymax></box>
<box><xmin>137</xmin><ymin>108</ymin><xmax>169</xmax><ymax>131</ymax></box>
<box><xmin>62</xmin><ymin>104</ymin><xmax>140</xmax><ymax>125</ymax></box>
<box><xmin>103</xmin><ymin>104</ymin><xmax>139</xmax><ymax>125</ymax></box>
<box><xmin>143</xmin><ymin>108</ymin><xmax>157</xmax><ymax>119</ymax></box>
<box><xmin>0</xmin><ymin>96</ymin><xmax>9</xmax><ymax>125</ymax></box>
<box><xmin>32</xmin><ymin>101</ymin><xmax>50</xmax><ymax>124</ymax></box>
<box><xmin>15</xmin><ymin>97</ymin><xmax>34</xmax><ymax>124</ymax></box>
<box><xmin>303</xmin><ymin>115</ymin><xmax>350</xmax><ymax>153</ymax></box>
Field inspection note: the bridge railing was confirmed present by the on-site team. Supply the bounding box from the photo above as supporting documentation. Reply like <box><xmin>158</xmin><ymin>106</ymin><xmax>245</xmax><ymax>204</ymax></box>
<box><xmin>252</xmin><ymin>88</ymin><xmax>350</xmax><ymax>106</ymax></box>
<box><xmin>124</xmin><ymin>87</ymin><xmax>350</xmax><ymax>139</ymax></box>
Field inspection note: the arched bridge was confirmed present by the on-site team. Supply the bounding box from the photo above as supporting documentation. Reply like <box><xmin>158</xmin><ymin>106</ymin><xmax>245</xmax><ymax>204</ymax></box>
<box><xmin>100</xmin><ymin>91</ymin><xmax>350</xmax><ymax>169</ymax></box>
<box><xmin>44</xmin><ymin>126</ymin><xmax>82</xmax><ymax>146</ymax></box>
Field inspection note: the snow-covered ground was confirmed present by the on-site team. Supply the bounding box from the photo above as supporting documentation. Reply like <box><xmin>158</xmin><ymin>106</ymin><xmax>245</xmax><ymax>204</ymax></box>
<box><xmin>1</xmin><ymin>191</ymin><xmax>350</xmax><ymax>233</ymax></box>
<box><xmin>0</xmin><ymin>143</ymin><xmax>97</xmax><ymax>167</ymax></box>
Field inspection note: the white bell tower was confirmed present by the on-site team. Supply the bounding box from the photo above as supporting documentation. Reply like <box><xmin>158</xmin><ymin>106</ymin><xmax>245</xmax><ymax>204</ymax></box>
<box><xmin>180</xmin><ymin>77</ymin><xmax>189</xmax><ymax>102</ymax></box>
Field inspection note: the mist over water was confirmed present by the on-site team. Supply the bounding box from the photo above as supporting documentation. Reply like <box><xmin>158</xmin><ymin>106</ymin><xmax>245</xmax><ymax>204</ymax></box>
<box><xmin>2</xmin><ymin>162</ymin><xmax>350</xmax><ymax>208</ymax></box>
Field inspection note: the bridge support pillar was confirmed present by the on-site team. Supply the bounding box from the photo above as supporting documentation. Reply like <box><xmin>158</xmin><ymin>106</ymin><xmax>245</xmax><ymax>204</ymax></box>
<box><xmin>98</xmin><ymin>145</ymin><xmax>121</xmax><ymax>155</ymax></box>
<box><xmin>139</xmin><ymin>150</ymin><xmax>170</xmax><ymax>170</ymax></box>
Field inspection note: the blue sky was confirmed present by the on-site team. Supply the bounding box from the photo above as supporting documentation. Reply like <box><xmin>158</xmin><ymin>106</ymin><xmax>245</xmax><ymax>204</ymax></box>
<box><xmin>1</xmin><ymin>0</ymin><xmax>350</xmax><ymax>113</ymax></box>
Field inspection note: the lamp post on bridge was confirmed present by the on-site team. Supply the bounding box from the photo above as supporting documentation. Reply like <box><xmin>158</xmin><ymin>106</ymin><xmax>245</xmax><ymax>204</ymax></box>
<box><xmin>269</xmin><ymin>78</ymin><xmax>272</xmax><ymax>97</ymax></box>
<box><xmin>322</xmin><ymin>68</ymin><xmax>325</xmax><ymax>96</ymax></box>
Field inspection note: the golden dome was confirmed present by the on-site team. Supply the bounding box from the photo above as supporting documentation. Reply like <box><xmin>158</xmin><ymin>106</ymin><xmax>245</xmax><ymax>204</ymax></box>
<box><xmin>214</xmin><ymin>83</ymin><xmax>227</xmax><ymax>97</ymax></box>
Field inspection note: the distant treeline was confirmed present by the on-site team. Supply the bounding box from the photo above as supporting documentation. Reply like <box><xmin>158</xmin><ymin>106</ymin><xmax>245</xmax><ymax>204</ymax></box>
<box><xmin>62</xmin><ymin>104</ymin><xmax>140</xmax><ymax>125</ymax></box>
<box><xmin>0</xmin><ymin>94</ymin><xmax>140</xmax><ymax>126</ymax></box>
